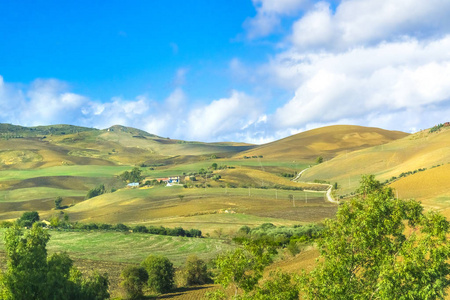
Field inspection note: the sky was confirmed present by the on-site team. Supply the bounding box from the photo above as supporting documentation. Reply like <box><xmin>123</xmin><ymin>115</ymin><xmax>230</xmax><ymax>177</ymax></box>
<box><xmin>1</xmin><ymin>0</ymin><xmax>450</xmax><ymax>143</ymax></box>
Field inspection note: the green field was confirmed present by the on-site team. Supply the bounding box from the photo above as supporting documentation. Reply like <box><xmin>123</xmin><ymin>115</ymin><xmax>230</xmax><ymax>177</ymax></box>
<box><xmin>0</xmin><ymin>187</ymin><xmax>86</xmax><ymax>202</ymax></box>
<box><xmin>0</xmin><ymin>229</ymin><xmax>235</xmax><ymax>267</ymax></box>
<box><xmin>141</xmin><ymin>159</ymin><xmax>310</xmax><ymax>178</ymax></box>
<box><xmin>0</xmin><ymin>165</ymin><xmax>131</xmax><ymax>181</ymax></box>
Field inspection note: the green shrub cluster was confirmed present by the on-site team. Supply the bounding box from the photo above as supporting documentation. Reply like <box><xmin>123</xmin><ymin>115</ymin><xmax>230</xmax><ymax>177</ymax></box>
<box><xmin>233</xmin><ymin>223</ymin><xmax>323</xmax><ymax>249</ymax></box>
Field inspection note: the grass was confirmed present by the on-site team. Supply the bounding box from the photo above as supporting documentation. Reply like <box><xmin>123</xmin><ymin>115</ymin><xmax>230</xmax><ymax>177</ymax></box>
<box><xmin>65</xmin><ymin>185</ymin><xmax>336</xmax><ymax>231</ymax></box>
<box><xmin>300</xmin><ymin>127</ymin><xmax>450</xmax><ymax>196</ymax></box>
<box><xmin>0</xmin><ymin>187</ymin><xmax>85</xmax><ymax>202</ymax></box>
<box><xmin>0</xmin><ymin>229</ymin><xmax>235</xmax><ymax>267</ymax></box>
<box><xmin>0</xmin><ymin>165</ymin><xmax>131</xmax><ymax>181</ymax></box>
<box><xmin>142</xmin><ymin>159</ymin><xmax>310</xmax><ymax>178</ymax></box>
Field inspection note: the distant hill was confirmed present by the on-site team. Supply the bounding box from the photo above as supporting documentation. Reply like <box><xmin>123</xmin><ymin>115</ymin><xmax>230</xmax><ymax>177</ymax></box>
<box><xmin>299</xmin><ymin>125</ymin><xmax>450</xmax><ymax>205</ymax></box>
<box><xmin>0</xmin><ymin>123</ymin><xmax>256</xmax><ymax>169</ymax></box>
<box><xmin>0</xmin><ymin>123</ymin><xmax>96</xmax><ymax>137</ymax></box>
<box><xmin>239</xmin><ymin>125</ymin><xmax>408</xmax><ymax>160</ymax></box>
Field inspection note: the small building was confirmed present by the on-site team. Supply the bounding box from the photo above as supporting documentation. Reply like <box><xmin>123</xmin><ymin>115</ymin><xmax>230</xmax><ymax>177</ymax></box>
<box><xmin>157</xmin><ymin>176</ymin><xmax>180</xmax><ymax>184</ymax></box>
<box><xmin>127</xmin><ymin>182</ymin><xmax>139</xmax><ymax>188</ymax></box>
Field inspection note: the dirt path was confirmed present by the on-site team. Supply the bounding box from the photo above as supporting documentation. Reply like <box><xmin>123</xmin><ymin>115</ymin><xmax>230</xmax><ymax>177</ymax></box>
<box><xmin>293</xmin><ymin>168</ymin><xmax>339</xmax><ymax>204</ymax></box>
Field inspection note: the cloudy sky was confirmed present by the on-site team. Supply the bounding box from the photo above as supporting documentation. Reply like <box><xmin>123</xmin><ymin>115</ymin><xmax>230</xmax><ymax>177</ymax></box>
<box><xmin>1</xmin><ymin>0</ymin><xmax>450</xmax><ymax>143</ymax></box>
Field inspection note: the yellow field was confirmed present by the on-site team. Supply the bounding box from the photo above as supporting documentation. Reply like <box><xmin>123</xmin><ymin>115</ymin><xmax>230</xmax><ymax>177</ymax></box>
<box><xmin>239</xmin><ymin>125</ymin><xmax>408</xmax><ymax>160</ymax></box>
<box><xmin>300</xmin><ymin>127</ymin><xmax>450</xmax><ymax>199</ymax></box>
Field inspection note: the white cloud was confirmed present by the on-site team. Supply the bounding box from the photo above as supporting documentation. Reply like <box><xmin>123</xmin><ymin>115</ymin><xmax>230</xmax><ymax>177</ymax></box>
<box><xmin>245</xmin><ymin>0</ymin><xmax>309</xmax><ymax>39</ymax></box>
<box><xmin>187</xmin><ymin>90</ymin><xmax>262</xmax><ymax>140</ymax></box>
<box><xmin>270</xmin><ymin>36</ymin><xmax>450</xmax><ymax>131</ymax></box>
<box><xmin>290</xmin><ymin>0</ymin><xmax>450</xmax><ymax>50</ymax></box>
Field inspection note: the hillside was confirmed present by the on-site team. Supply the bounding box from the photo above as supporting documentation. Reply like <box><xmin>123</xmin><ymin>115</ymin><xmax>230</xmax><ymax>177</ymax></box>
<box><xmin>299</xmin><ymin>125</ymin><xmax>450</xmax><ymax>204</ymax></box>
<box><xmin>239</xmin><ymin>125</ymin><xmax>408</xmax><ymax>160</ymax></box>
<box><xmin>0</xmin><ymin>123</ymin><xmax>256</xmax><ymax>169</ymax></box>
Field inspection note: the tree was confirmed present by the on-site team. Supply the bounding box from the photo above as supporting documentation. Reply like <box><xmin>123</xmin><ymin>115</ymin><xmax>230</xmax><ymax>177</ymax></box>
<box><xmin>17</xmin><ymin>211</ymin><xmax>40</xmax><ymax>227</ymax></box>
<box><xmin>243</xmin><ymin>271</ymin><xmax>299</xmax><ymax>300</ymax></box>
<box><xmin>301</xmin><ymin>176</ymin><xmax>450</xmax><ymax>299</ymax></box>
<box><xmin>316</xmin><ymin>156</ymin><xmax>323</xmax><ymax>164</ymax></box>
<box><xmin>184</xmin><ymin>255</ymin><xmax>210</xmax><ymax>286</ymax></box>
<box><xmin>121</xmin><ymin>266</ymin><xmax>148</xmax><ymax>300</ymax></box>
<box><xmin>212</xmin><ymin>242</ymin><xmax>276</xmax><ymax>298</ymax></box>
<box><xmin>55</xmin><ymin>196</ymin><xmax>63</xmax><ymax>209</ymax></box>
<box><xmin>0</xmin><ymin>223</ymin><xmax>109</xmax><ymax>300</ymax></box>
<box><xmin>85</xmin><ymin>184</ymin><xmax>106</xmax><ymax>199</ymax></box>
<box><xmin>141</xmin><ymin>255</ymin><xmax>175</xmax><ymax>294</ymax></box>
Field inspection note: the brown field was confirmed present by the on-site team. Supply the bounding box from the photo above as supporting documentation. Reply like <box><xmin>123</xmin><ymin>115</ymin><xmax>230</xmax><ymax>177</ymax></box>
<box><xmin>239</xmin><ymin>125</ymin><xmax>408</xmax><ymax>160</ymax></box>
<box><xmin>300</xmin><ymin>126</ymin><xmax>450</xmax><ymax>199</ymax></box>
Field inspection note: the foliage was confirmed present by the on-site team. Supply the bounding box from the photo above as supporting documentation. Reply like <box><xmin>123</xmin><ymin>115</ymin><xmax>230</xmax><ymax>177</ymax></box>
<box><xmin>141</xmin><ymin>255</ymin><xmax>175</xmax><ymax>294</ymax></box>
<box><xmin>17</xmin><ymin>211</ymin><xmax>40</xmax><ymax>227</ymax></box>
<box><xmin>301</xmin><ymin>175</ymin><xmax>450</xmax><ymax>300</ymax></box>
<box><xmin>119</xmin><ymin>167</ymin><xmax>144</xmax><ymax>183</ymax></box>
<box><xmin>429</xmin><ymin>123</ymin><xmax>444</xmax><ymax>133</ymax></box>
<box><xmin>212</xmin><ymin>242</ymin><xmax>276</xmax><ymax>298</ymax></box>
<box><xmin>55</xmin><ymin>196</ymin><xmax>63</xmax><ymax>209</ymax></box>
<box><xmin>120</xmin><ymin>266</ymin><xmax>149</xmax><ymax>300</ymax></box>
<box><xmin>315</xmin><ymin>156</ymin><xmax>323</xmax><ymax>164</ymax></box>
<box><xmin>183</xmin><ymin>255</ymin><xmax>210</xmax><ymax>286</ymax></box>
<box><xmin>234</xmin><ymin>223</ymin><xmax>323</xmax><ymax>248</ymax></box>
<box><xmin>0</xmin><ymin>223</ymin><xmax>109</xmax><ymax>300</ymax></box>
<box><xmin>85</xmin><ymin>184</ymin><xmax>106</xmax><ymax>199</ymax></box>
<box><xmin>242</xmin><ymin>271</ymin><xmax>299</xmax><ymax>300</ymax></box>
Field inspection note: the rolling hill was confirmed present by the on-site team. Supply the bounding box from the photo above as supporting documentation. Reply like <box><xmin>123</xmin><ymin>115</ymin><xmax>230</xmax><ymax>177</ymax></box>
<box><xmin>299</xmin><ymin>125</ymin><xmax>450</xmax><ymax>205</ymax></box>
<box><xmin>239</xmin><ymin>125</ymin><xmax>408</xmax><ymax>160</ymax></box>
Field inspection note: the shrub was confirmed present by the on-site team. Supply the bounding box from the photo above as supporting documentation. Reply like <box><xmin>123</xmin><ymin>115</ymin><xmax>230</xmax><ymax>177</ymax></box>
<box><xmin>17</xmin><ymin>211</ymin><xmax>40</xmax><ymax>227</ymax></box>
<box><xmin>121</xmin><ymin>266</ymin><xmax>149</xmax><ymax>300</ymax></box>
<box><xmin>184</xmin><ymin>255</ymin><xmax>210</xmax><ymax>286</ymax></box>
<box><xmin>141</xmin><ymin>255</ymin><xmax>175</xmax><ymax>293</ymax></box>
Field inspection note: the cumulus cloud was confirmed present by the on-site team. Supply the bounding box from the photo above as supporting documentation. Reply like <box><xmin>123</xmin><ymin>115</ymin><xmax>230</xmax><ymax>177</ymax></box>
<box><xmin>290</xmin><ymin>0</ymin><xmax>450</xmax><ymax>51</ymax></box>
<box><xmin>187</xmin><ymin>90</ymin><xmax>263</xmax><ymax>141</ymax></box>
<box><xmin>271</xmin><ymin>36</ymin><xmax>450</xmax><ymax>131</ymax></box>
<box><xmin>0</xmin><ymin>76</ymin><xmax>267</xmax><ymax>142</ymax></box>
<box><xmin>245</xmin><ymin>0</ymin><xmax>309</xmax><ymax>39</ymax></box>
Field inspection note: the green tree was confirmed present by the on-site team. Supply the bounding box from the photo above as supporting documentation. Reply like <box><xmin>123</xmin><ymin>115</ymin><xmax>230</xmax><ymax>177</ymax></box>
<box><xmin>243</xmin><ymin>271</ymin><xmax>299</xmax><ymax>300</ymax></box>
<box><xmin>184</xmin><ymin>255</ymin><xmax>210</xmax><ymax>286</ymax></box>
<box><xmin>301</xmin><ymin>176</ymin><xmax>450</xmax><ymax>299</ymax></box>
<box><xmin>213</xmin><ymin>242</ymin><xmax>276</xmax><ymax>298</ymax></box>
<box><xmin>0</xmin><ymin>223</ymin><xmax>109</xmax><ymax>300</ymax></box>
<box><xmin>120</xmin><ymin>266</ymin><xmax>149</xmax><ymax>300</ymax></box>
<box><xmin>85</xmin><ymin>184</ymin><xmax>106</xmax><ymax>199</ymax></box>
<box><xmin>315</xmin><ymin>156</ymin><xmax>323</xmax><ymax>164</ymax></box>
<box><xmin>141</xmin><ymin>255</ymin><xmax>175</xmax><ymax>294</ymax></box>
<box><xmin>55</xmin><ymin>196</ymin><xmax>63</xmax><ymax>209</ymax></box>
<box><xmin>17</xmin><ymin>211</ymin><xmax>40</xmax><ymax>227</ymax></box>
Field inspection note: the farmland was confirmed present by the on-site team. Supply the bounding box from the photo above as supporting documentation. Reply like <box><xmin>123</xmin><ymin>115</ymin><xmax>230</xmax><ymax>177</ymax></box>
<box><xmin>4</xmin><ymin>123</ymin><xmax>442</xmax><ymax>299</ymax></box>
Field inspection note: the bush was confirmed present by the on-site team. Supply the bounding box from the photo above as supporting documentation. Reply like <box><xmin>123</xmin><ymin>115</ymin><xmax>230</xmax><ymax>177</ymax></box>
<box><xmin>121</xmin><ymin>266</ymin><xmax>149</xmax><ymax>299</ymax></box>
<box><xmin>85</xmin><ymin>184</ymin><xmax>106</xmax><ymax>199</ymax></box>
<box><xmin>184</xmin><ymin>255</ymin><xmax>210</xmax><ymax>286</ymax></box>
<box><xmin>17</xmin><ymin>211</ymin><xmax>40</xmax><ymax>227</ymax></box>
<box><xmin>141</xmin><ymin>255</ymin><xmax>175</xmax><ymax>293</ymax></box>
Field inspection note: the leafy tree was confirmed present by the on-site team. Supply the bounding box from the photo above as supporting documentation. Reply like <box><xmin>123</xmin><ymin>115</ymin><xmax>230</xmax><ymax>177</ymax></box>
<box><xmin>301</xmin><ymin>176</ymin><xmax>450</xmax><ymax>299</ymax></box>
<box><xmin>243</xmin><ymin>271</ymin><xmax>299</xmax><ymax>300</ymax></box>
<box><xmin>213</xmin><ymin>242</ymin><xmax>276</xmax><ymax>298</ymax></box>
<box><xmin>121</xmin><ymin>266</ymin><xmax>148</xmax><ymax>300</ymax></box>
<box><xmin>184</xmin><ymin>255</ymin><xmax>210</xmax><ymax>286</ymax></box>
<box><xmin>141</xmin><ymin>255</ymin><xmax>175</xmax><ymax>294</ymax></box>
<box><xmin>316</xmin><ymin>156</ymin><xmax>323</xmax><ymax>164</ymax></box>
<box><xmin>211</xmin><ymin>163</ymin><xmax>218</xmax><ymax>170</ymax></box>
<box><xmin>17</xmin><ymin>211</ymin><xmax>40</xmax><ymax>227</ymax></box>
<box><xmin>55</xmin><ymin>196</ymin><xmax>63</xmax><ymax>209</ymax></box>
<box><xmin>85</xmin><ymin>184</ymin><xmax>106</xmax><ymax>199</ymax></box>
<box><xmin>0</xmin><ymin>223</ymin><xmax>109</xmax><ymax>300</ymax></box>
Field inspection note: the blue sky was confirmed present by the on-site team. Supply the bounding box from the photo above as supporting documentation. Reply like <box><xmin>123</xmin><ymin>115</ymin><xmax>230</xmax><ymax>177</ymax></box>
<box><xmin>1</xmin><ymin>0</ymin><xmax>450</xmax><ymax>143</ymax></box>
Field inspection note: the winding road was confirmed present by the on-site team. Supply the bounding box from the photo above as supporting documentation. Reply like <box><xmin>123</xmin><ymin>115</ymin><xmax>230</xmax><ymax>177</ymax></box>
<box><xmin>292</xmin><ymin>168</ymin><xmax>339</xmax><ymax>204</ymax></box>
